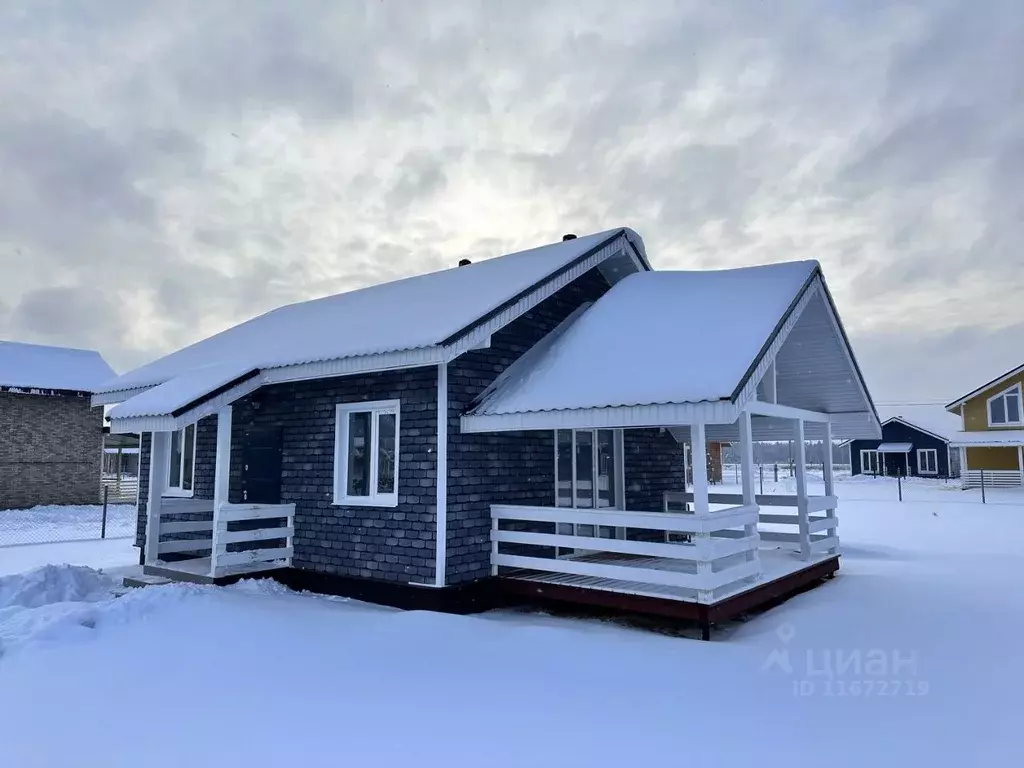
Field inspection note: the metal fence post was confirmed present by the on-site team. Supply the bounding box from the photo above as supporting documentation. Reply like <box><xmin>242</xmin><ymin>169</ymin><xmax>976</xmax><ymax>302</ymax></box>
<box><xmin>774</xmin><ymin>463</ymin><xmax>779</xmax><ymax>482</ymax></box>
<box><xmin>897</xmin><ymin>471</ymin><xmax>902</xmax><ymax>502</ymax></box>
<box><xmin>101</xmin><ymin>485</ymin><xmax>109</xmax><ymax>539</ymax></box>
<box><xmin>981</xmin><ymin>469</ymin><xmax>986</xmax><ymax>504</ymax></box>
<box><xmin>759</xmin><ymin>464</ymin><xmax>764</xmax><ymax>495</ymax></box>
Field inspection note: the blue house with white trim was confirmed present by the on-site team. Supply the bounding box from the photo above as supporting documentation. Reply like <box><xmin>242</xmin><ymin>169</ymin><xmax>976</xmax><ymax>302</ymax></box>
<box><xmin>850</xmin><ymin>407</ymin><xmax>959</xmax><ymax>478</ymax></box>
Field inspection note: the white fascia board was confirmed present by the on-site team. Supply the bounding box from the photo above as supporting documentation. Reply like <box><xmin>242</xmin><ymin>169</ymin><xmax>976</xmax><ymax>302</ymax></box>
<box><xmin>744</xmin><ymin>401</ymin><xmax>831</xmax><ymax>423</ymax></box>
<box><xmin>262</xmin><ymin>347</ymin><xmax>448</xmax><ymax>385</ymax></box>
<box><xmin>460</xmin><ymin>400</ymin><xmax>739</xmax><ymax>433</ymax></box>
<box><xmin>91</xmin><ymin>386</ymin><xmax>155</xmax><ymax>406</ymax></box>
<box><xmin>733</xmin><ymin>278</ymin><xmax>819</xmax><ymax>411</ymax></box>
<box><xmin>442</xmin><ymin>233</ymin><xmax>637</xmax><ymax>360</ymax></box>
<box><xmin>108</xmin><ymin>375</ymin><xmax>266</xmax><ymax>434</ymax></box>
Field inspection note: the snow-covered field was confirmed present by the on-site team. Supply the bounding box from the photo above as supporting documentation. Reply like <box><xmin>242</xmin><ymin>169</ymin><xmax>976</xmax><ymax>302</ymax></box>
<box><xmin>0</xmin><ymin>480</ymin><xmax>1020</xmax><ymax>766</ymax></box>
<box><xmin>0</xmin><ymin>504</ymin><xmax>135</xmax><ymax>546</ymax></box>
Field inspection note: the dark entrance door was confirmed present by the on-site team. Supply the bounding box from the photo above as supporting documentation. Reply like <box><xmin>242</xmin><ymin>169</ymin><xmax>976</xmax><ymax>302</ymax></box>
<box><xmin>241</xmin><ymin>426</ymin><xmax>283</xmax><ymax>504</ymax></box>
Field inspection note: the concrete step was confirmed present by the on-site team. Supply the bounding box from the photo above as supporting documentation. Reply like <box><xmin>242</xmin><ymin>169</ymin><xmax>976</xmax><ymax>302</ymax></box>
<box><xmin>123</xmin><ymin>573</ymin><xmax>174</xmax><ymax>589</ymax></box>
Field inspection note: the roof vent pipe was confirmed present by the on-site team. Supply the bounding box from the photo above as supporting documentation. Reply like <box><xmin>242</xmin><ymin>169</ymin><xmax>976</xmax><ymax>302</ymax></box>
<box><xmin>562</xmin><ymin>233</ymin><xmax>577</xmax><ymax>241</ymax></box>
<box><xmin>458</xmin><ymin>258</ymin><xmax>472</xmax><ymax>267</ymax></box>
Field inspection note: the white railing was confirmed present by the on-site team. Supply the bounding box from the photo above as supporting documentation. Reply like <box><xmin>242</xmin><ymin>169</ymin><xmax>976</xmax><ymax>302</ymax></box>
<box><xmin>156</xmin><ymin>498</ymin><xmax>215</xmax><ymax>559</ymax></box>
<box><xmin>664</xmin><ymin>491</ymin><xmax>839</xmax><ymax>558</ymax></box>
<box><xmin>101</xmin><ymin>475</ymin><xmax>139</xmax><ymax>503</ymax></box>
<box><xmin>491</xmin><ymin>504</ymin><xmax>762</xmax><ymax>604</ymax></box>
<box><xmin>963</xmin><ymin>470</ymin><xmax>1023</xmax><ymax>489</ymax></box>
<box><xmin>210</xmin><ymin>502</ymin><xmax>295</xmax><ymax>578</ymax></box>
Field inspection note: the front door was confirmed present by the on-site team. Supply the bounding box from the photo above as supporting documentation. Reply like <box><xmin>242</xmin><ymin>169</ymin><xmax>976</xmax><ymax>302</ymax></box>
<box><xmin>241</xmin><ymin>427</ymin><xmax>283</xmax><ymax>504</ymax></box>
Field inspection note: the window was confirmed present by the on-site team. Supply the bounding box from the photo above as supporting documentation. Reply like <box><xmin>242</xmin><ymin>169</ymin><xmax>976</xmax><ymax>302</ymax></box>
<box><xmin>987</xmin><ymin>384</ymin><xmax>1022</xmax><ymax>427</ymax></box>
<box><xmin>860</xmin><ymin>449</ymin><xmax>879</xmax><ymax>475</ymax></box>
<box><xmin>165</xmin><ymin>424</ymin><xmax>196</xmax><ymax>497</ymax></box>
<box><xmin>917</xmin><ymin>448</ymin><xmax>938</xmax><ymax>475</ymax></box>
<box><xmin>555</xmin><ymin>429</ymin><xmax>622</xmax><ymax>509</ymax></box>
<box><xmin>334</xmin><ymin>400</ymin><xmax>399</xmax><ymax>507</ymax></box>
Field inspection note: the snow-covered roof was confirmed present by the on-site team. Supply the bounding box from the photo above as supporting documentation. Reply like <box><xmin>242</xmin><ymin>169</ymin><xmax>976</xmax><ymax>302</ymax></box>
<box><xmin>0</xmin><ymin>340</ymin><xmax>115</xmax><ymax>393</ymax></box>
<box><xmin>948</xmin><ymin>430</ymin><xmax>1024</xmax><ymax>447</ymax></box>
<box><xmin>877</xmin><ymin>405</ymin><xmax>961</xmax><ymax>443</ymax></box>
<box><xmin>97</xmin><ymin>228</ymin><xmax>644</xmax><ymax>395</ymax></box>
<box><xmin>108</xmin><ymin>362</ymin><xmax>259</xmax><ymax>420</ymax></box>
<box><xmin>876</xmin><ymin>442</ymin><xmax>913</xmax><ymax>453</ymax></box>
<box><xmin>470</xmin><ymin>261</ymin><xmax>819</xmax><ymax>416</ymax></box>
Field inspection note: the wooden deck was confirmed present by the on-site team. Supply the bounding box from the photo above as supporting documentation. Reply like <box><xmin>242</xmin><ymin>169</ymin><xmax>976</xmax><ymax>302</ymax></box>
<box><xmin>499</xmin><ymin>547</ymin><xmax>840</xmax><ymax>638</ymax></box>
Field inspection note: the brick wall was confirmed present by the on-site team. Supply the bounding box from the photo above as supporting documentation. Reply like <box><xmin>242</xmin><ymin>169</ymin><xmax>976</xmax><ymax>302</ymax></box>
<box><xmin>0</xmin><ymin>390</ymin><xmax>104</xmax><ymax>508</ymax></box>
<box><xmin>623</xmin><ymin>428</ymin><xmax>687</xmax><ymax>510</ymax></box>
<box><xmin>445</xmin><ymin>269</ymin><xmax>612</xmax><ymax>584</ymax></box>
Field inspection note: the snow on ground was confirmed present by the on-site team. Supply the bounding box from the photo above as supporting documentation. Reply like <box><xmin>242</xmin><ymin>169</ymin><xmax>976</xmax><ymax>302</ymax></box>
<box><xmin>0</xmin><ymin>482</ymin><xmax>1021</xmax><ymax>766</ymax></box>
<box><xmin>0</xmin><ymin>537</ymin><xmax>137</xmax><ymax>576</ymax></box>
<box><xmin>0</xmin><ymin>504</ymin><xmax>135</xmax><ymax>546</ymax></box>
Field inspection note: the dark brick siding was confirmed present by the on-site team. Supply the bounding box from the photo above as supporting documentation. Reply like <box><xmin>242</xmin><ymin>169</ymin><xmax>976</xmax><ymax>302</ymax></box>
<box><xmin>445</xmin><ymin>269</ymin><xmax>612</xmax><ymax>584</ymax></box>
<box><xmin>0</xmin><ymin>390</ymin><xmax>104</xmax><ymax>508</ymax></box>
<box><xmin>133</xmin><ymin>265</ymin><xmax>691</xmax><ymax>592</ymax></box>
<box><xmin>623</xmin><ymin>429</ymin><xmax>687</xmax><ymax>510</ymax></box>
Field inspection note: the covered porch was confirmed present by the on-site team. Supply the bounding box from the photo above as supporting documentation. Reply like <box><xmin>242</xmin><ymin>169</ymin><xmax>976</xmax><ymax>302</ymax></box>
<box><xmin>106</xmin><ymin>366</ymin><xmax>295</xmax><ymax>583</ymax></box>
<box><xmin>486</xmin><ymin>408</ymin><xmax>842</xmax><ymax>638</ymax></box>
<box><xmin>462</xmin><ymin>261</ymin><xmax>879</xmax><ymax>636</ymax></box>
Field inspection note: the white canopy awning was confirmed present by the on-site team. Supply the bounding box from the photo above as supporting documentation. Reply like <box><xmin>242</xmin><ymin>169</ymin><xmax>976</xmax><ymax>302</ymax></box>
<box><xmin>876</xmin><ymin>442</ymin><xmax>913</xmax><ymax>453</ymax></box>
<box><xmin>949</xmin><ymin>430</ymin><xmax>1024</xmax><ymax>448</ymax></box>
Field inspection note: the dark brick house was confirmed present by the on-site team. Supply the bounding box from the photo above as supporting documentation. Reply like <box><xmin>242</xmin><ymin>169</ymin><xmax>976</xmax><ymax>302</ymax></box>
<box><xmin>97</xmin><ymin>228</ymin><xmax>879</xmax><ymax>628</ymax></box>
<box><xmin>0</xmin><ymin>341</ymin><xmax>115</xmax><ymax>508</ymax></box>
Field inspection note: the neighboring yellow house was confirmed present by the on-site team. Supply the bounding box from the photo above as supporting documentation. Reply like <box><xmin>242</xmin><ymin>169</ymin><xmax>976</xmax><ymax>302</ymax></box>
<box><xmin>946</xmin><ymin>364</ymin><xmax>1024</xmax><ymax>488</ymax></box>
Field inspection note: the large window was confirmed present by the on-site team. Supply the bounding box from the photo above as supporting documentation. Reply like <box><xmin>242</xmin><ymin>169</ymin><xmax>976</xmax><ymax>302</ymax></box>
<box><xmin>334</xmin><ymin>400</ymin><xmax>399</xmax><ymax>507</ymax></box>
<box><xmin>860</xmin><ymin>449</ymin><xmax>879</xmax><ymax>475</ymax></box>
<box><xmin>917</xmin><ymin>448</ymin><xmax>938</xmax><ymax>475</ymax></box>
<box><xmin>165</xmin><ymin>424</ymin><xmax>196</xmax><ymax>497</ymax></box>
<box><xmin>988</xmin><ymin>384</ymin><xmax>1022</xmax><ymax>427</ymax></box>
<box><xmin>555</xmin><ymin>429</ymin><xmax>623</xmax><ymax>509</ymax></box>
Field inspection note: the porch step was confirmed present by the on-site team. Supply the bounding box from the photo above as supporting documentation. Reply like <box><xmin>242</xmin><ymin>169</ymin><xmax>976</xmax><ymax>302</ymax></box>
<box><xmin>123</xmin><ymin>573</ymin><xmax>174</xmax><ymax>589</ymax></box>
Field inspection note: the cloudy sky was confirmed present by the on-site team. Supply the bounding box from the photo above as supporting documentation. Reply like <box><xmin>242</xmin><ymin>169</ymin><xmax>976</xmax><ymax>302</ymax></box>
<box><xmin>0</xmin><ymin>0</ymin><xmax>1020</xmax><ymax>403</ymax></box>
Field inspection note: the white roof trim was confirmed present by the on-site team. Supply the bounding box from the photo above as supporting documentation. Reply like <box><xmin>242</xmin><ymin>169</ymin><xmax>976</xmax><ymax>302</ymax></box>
<box><xmin>92</xmin><ymin>386</ymin><xmax>155</xmax><ymax>406</ymax></box>
<box><xmin>880</xmin><ymin>417</ymin><xmax>951</xmax><ymax>444</ymax></box>
<box><xmin>461</xmin><ymin>400</ymin><xmax>740</xmax><ymax>433</ymax></box>
<box><xmin>946</xmin><ymin>362</ymin><xmax>1024</xmax><ymax>410</ymax></box>
<box><xmin>108</xmin><ymin>374</ymin><xmax>265</xmax><ymax>434</ymax></box>
<box><xmin>262</xmin><ymin>347</ymin><xmax>448</xmax><ymax>385</ymax></box>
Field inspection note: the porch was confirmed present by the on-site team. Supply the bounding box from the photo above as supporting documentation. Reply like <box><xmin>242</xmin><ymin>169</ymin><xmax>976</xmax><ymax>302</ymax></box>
<box><xmin>141</xmin><ymin>404</ymin><xmax>295</xmax><ymax>584</ymax></box>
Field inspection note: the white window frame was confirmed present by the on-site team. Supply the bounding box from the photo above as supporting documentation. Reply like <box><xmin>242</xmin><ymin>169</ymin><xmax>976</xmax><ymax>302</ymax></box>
<box><xmin>987</xmin><ymin>383</ymin><xmax>1023</xmax><ymax>427</ymax></box>
<box><xmin>860</xmin><ymin>449</ymin><xmax>879</xmax><ymax>475</ymax></box>
<box><xmin>917</xmin><ymin>448</ymin><xmax>938</xmax><ymax>476</ymax></box>
<box><xmin>163</xmin><ymin>423</ymin><xmax>197</xmax><ymax>498</ymax></box>
<box><xmin>333</xmin><ymin>399</ymin><xmax>400</xmax><ymax>508</ymax></box>
<box><xmin>554</xmin><ymin>429</ymin><xmax>626</xmax><ymax>510</ymax></box>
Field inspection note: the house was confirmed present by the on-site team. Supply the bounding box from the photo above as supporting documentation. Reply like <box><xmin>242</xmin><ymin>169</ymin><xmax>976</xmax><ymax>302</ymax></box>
<box><xmin>95</xmin><ymin>228</ymin><xmax>880</xmax><ymax>637</ymax></box>
<box><xmin>0</xmin><ymin>340</ymin><xmax>115</xmax><ymax>508</ymax></box>
<box><xmin>946</xmin><ymin>364</ymin><xmax>1024</xmax><ymax>488</ymax></box>
<box><xmin>849</xmin><ymin>405</ymin><xmax>960</xmax><ymax>478</ymax></box>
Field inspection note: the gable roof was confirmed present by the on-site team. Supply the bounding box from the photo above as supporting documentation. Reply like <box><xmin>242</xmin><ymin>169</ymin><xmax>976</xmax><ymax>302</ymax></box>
<box><xmin>469</xmin><ymin>261</ymin><xmax>820</xmax><ymax>415</ymax></box>
<box><xmin>946</xmin><ymin>362</ymin><xmax>1024</xmax><ymax>411</ymax></box>
<box><xmin>877</xmin><ymin>405</ymin><xmax>960</xmax><ymax>443</ymax></box>
<box><xmin>97</xmin><ymin>228</ymin><xmax>647</xmax><ymax>398</ymax></box>
<box><xmin>0</xmin><ymin>340</ymin><xmax>116</xmax><ymax>393</ymax></box>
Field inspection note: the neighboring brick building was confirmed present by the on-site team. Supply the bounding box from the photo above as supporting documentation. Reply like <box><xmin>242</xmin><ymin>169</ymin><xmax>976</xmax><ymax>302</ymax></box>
<box><xmin>0</xmin><ymin>341</ymin><xmax>115</xmax><ymax>508</ymax></box>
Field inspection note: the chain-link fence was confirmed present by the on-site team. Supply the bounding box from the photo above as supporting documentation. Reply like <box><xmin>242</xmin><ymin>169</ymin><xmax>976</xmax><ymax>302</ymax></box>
<box><xmin>0</xmin><ymin>491</ymin><xmax>136</xmax><ymax>547</ymax></box>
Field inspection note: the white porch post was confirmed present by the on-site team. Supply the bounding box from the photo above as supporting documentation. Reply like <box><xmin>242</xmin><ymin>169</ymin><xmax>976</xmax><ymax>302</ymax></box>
<box><xmin>738</xmin><ymin>410</ymin><xmax>761</xmax><ymax>573</ymax></box>
<box><xmin>793</xmin><ymin>419</ymin><xmax>811</xmax><ymax>560</ymax></box>
<box><xmin>145</xmin><ymin>431</ymin><xmax>171</xmax><ymax>566</ymax></box>
<box><xmin>210</xmin><ymin>406</ymin><xmax>233</xmax><ymax>578</ymax></box>
<box><xmin>959</xmin><ymin>446</ymin><xmax>968</xmax><ymax>488</ymax></box>
<box><xmin>691</xmin><ymin>422</ymin><xmax>710</xmax><ymax>516</ymax></box>
<box><xmin>823</xmin><ymin>421</ymin><xmax>839</xmax><ymax>555</ymax></box>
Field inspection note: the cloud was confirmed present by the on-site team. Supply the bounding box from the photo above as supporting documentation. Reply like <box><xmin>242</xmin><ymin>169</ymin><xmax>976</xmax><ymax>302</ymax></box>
<box><xmin>0</xmin><ymin>0</ymin><xmax>1020</xmax><ymax>399</ymax></box>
